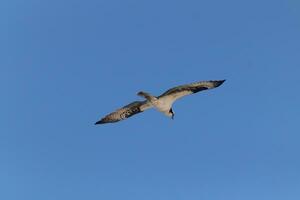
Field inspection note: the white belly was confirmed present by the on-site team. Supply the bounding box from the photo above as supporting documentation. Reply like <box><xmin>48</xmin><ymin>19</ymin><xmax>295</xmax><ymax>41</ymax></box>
<box><xmin>152</xmin><ymin>99</ymin><xmax>171</xmax><ymax>115</ymax></box>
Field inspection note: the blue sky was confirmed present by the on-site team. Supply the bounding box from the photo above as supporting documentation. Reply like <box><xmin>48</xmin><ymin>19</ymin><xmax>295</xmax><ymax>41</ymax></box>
<box><xmin>1</xmin><ymin>0</ymin><xmax>300</xmax><ymax>199</ymax></box>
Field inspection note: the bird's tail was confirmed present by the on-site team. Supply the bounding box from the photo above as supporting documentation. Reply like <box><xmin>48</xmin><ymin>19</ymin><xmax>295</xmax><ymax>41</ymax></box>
<box><xmin>137</xmin><ymin>91</ymin><xmax>157</xmax><ymax>102</ymax></box>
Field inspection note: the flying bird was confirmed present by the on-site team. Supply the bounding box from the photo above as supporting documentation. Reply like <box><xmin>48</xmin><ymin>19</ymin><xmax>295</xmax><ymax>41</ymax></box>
<box><xmin>95</xmin><ymin>80</ymin><xmax>225</xmax><ymax>124</ymax></box>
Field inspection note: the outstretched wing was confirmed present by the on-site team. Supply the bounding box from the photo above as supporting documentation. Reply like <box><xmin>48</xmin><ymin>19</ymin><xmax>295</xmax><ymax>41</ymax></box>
<box><xmin>95</xmin><ymin>100</ymin><xmax>152</xmax><ymax>124</ymax></box>
<box><xmin>158</xmin><ymin>80</ymin><xmax>225</xmax><ymax>103</ymax></box>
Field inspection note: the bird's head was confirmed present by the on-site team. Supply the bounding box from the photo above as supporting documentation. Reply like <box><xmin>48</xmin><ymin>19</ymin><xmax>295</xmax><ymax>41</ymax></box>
<box><xmin>169</xmin><ymin>108</ymin><xmax>175</xmax><ymax>120</ymax></box>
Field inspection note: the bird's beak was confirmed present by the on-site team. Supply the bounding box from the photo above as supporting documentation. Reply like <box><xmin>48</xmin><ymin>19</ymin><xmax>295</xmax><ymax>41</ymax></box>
<box><xmin>171</xmin><ymin>114</ymin><xmax>174</xmax><ymax>120</ymax></box>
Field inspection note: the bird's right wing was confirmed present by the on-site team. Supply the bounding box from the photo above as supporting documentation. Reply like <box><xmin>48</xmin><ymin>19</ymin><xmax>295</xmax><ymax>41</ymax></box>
<box><xmin>158</xmin><ymin>80</ymin><xmax>225</xmax><ymax>103</ymax></box>
<box><xmin>95</xmin><ymin>100</ymin><xmax>152</xmax><ymax>124</ymax></box>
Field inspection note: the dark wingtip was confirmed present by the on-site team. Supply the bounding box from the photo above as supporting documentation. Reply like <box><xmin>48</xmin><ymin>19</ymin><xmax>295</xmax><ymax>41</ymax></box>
<box><xmin>214</xmin><ymin>79</ymin><xmax>226</xmax><ymax>87</ymax></box>
<box><xmin>95</xmin><ymin>119</ymin><xmax>105</xmax><ymax>125</ymax></box>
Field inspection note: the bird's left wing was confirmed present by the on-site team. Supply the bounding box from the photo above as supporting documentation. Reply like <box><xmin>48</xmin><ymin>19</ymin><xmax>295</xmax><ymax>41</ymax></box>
<box><xmin>95</xmin><ymin>100</ymin><xmax>152</xmax><ymax>124</ymax></box>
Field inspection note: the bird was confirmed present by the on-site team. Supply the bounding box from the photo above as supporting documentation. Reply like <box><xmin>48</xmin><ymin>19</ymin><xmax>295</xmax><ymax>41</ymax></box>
<box><xmin>95</xmin><ymin>80</ymin><xmax>225</xmax><ymax>124</ymax></box>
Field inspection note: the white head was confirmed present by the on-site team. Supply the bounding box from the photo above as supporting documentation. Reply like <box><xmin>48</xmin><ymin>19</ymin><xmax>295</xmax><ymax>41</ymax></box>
<box><xmin>168</xmin><ymin>108</ymin><xmax>175</xmax><ymax>120</ymax></box>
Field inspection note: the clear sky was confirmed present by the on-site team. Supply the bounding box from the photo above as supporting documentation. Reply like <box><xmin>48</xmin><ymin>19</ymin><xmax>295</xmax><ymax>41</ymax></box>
<box><xmin>1</xmin><ymin>0</ymin><xmax>300</xmax><ymax>199</ymax></box>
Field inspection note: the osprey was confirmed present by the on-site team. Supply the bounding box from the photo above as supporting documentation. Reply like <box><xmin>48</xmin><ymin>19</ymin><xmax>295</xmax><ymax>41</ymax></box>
<box><xmin>95</xmin><ymin>80</ymin><xmax>225</xmax><ymax>124</ymax></box>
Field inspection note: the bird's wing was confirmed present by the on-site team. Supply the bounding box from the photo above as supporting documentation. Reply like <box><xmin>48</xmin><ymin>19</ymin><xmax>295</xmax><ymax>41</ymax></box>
<box><xmin>95</xmin><ymin>100</ymin><xmax>153</xmax><ymax>124</ymax></box>
<box><xmin>158</xmin><ymin>80</ymin><xmax>225</xmax><ymax>103</ymax></box>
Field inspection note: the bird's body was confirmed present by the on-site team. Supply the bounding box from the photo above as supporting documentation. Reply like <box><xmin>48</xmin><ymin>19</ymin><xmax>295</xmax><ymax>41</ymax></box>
<box><xmin>137</xmin><ymin>91</ymin><xmax>172</xmax><ymax>117</ymax></box>
<box><xmin>95</xmin><ymin>80</ymin><xmax>225</xmax><ymax>124</ymax></box>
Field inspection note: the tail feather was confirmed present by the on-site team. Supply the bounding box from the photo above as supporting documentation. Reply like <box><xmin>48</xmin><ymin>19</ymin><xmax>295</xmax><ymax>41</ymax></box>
<box><xmin>137</xmin><ymin>91</ymin><xmax>157</xmax><ymax>102</ymax></box>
